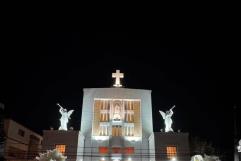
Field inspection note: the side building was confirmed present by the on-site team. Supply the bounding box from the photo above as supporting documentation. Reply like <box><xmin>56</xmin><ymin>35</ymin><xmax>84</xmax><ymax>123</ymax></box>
<box><xmin>4</xmin><ymin>119</ymin><xmax>43</xmax><ymax>161</ymax></box>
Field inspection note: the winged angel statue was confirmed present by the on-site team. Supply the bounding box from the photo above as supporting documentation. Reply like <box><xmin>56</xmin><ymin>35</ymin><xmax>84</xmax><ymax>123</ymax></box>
<box><xmin>57</xmin><ymin>103</ymin><xmax>74</xmax><ymax>131</ymax></box>
<box><xmin>159</xmin><ymin>105</ymin><xmax>175</xmax><ymax>132</ymax></box>
<box><xmin>238</xmin><ymin>139</ymin><xmax>241</xmax><ymax>152</ymax></box>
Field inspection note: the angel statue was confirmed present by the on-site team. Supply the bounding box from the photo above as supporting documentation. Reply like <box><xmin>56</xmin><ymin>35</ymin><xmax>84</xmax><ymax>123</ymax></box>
<box><xmin>57</xmin><ymin>103</ymin><xmax>74</xmax><ymax>131</ymax></box>
<box><xmin>159</xmin><ymin>105</ymin><xmax>175</xmax><ymax>132</ymax></box>
<box><xmin>238</xmin><ymin>139</ymin><xmax>241</xmax><ymax>152</ymax></box>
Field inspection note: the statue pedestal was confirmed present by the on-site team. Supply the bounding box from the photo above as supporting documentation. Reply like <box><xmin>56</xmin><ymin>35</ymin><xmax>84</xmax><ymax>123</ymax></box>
<box><xmin>149</xmin><ymin>132</ymin><xmax>190</xmax><ymax>161</ymax></box>
<box><xmin>42</xmin><ymin>130</ymin><xmax>84</xmax><ymax>161</ymax></box>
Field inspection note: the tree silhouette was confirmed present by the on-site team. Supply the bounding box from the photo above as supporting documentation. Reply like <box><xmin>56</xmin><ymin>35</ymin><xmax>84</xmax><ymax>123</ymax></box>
<box><xmin>190</xmin><ymin>137</ymin><xmax>216</xmax><ymax>156</ymax></box>
<box><xmin>0</xmin><ymin>103</ymin><xmax>5</xmax><ymax>161</ymax></box>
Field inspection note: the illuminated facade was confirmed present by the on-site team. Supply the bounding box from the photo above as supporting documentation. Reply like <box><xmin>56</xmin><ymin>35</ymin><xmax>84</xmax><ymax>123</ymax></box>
<box><xmin>80</xmin><ymin>88</ymin><xmax>153</xmax><ymax>161</ymax></box>
<box><xmin>79</xmin><ymin>87</ymin><xmax>190</xmax><ymax>161</ymax></box>
<box><xmin>42</xmin><ymin>70</ymin><xmax>190</xmax><ymax>161</ymax></box>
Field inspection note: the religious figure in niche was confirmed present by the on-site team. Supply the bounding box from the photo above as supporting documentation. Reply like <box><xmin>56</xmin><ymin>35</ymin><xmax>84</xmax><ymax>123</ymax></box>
<box><xmin>113</xmin><ymin>104</ymin><xmax>121</xmax><ymax>120</ymax></box>
<box><xmin>159</xmin><ymin>105</ymin><xmax>175</xmax><ymax>132</ymax></box>
<box><xmin>57</xmin><ymin>103</ymin><xmax>74</xmax><ymax>131</ymax></box>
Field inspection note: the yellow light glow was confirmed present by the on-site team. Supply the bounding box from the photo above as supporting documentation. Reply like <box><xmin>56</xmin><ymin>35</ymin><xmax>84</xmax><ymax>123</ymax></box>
<box><xmin>166</xmin><ymin>146</ymin><xmax>177</xmax><ymax>159</ymax></box>
<box><xmin>56</xmin><ymin>144</ymin><xmax>66</xmax><ymax>154</ymax></box>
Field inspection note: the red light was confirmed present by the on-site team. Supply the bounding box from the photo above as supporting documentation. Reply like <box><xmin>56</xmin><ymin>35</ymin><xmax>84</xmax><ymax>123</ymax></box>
<box><xmin>99</xmin><ymin>147</ymin><xmax>108</xmax><ymax>154</ymax></box>
<box><xmin>124</xmin><ymin>147</ymin><xmax>134</xmax><ymax>154</ymax></box>
<box><xmin>112</xmin><ymin>147</ymin><xmax>121</xmax><ymax>153</ymax></box>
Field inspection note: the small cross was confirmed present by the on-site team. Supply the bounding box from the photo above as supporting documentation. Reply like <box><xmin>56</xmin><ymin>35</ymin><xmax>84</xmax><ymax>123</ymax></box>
<box><xmin>112</xmin><ymin>70</ymin><xmax>124</xmax><ymax>87</ymax></box>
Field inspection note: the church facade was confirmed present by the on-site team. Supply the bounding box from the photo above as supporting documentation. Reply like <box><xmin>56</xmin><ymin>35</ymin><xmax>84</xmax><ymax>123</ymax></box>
<box><xmin>80</xmin><ymin>88</ymin><xmax>153</xmax><ymax>161</ymax></box>
<box><xmin>42</xmin><ymin>70</ymin><xmax>190</xmax><ymax>161</ymax></box>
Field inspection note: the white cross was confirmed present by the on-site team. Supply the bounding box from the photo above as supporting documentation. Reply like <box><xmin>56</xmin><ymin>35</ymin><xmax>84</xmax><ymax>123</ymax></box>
<box><xmin>112</xmin><ymin>70</ymin><xmax>124</xmax><ymax>87</ymax></box>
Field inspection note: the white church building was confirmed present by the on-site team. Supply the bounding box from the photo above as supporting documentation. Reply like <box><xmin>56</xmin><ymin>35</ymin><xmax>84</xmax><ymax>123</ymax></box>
<box><xmin>42</xmin><ymin>70</ymin><xmax>190</xmax><ymax>161</ymax></box>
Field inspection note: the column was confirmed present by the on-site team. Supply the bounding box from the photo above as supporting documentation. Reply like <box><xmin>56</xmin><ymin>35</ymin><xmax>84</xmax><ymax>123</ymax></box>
<box><xmin>105</xmin><ymin>126</ymin><xmax>108</xmax><ymax>135</ymax></box>
<box><xmin>127</xmin><ymin>126</ymin><xmax>130</xmax><ymax>136</ymax></box>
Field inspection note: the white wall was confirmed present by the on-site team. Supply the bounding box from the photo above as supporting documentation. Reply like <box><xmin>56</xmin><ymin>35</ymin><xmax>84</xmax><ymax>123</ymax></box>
<box><xmin>81</xmin><ymin>88</ymin><xmax>153</xmax><ymax>137</ymax></box>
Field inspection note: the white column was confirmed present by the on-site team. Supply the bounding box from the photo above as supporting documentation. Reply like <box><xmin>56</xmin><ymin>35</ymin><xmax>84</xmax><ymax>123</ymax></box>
<box><xmin>128</xmin><ymin>126</ymin><xmax>130</xmax><ymax>136</ymax></box>
<box><xmin>126</xmin><ymin>126</ymin><xmax>128</xmax><ymax>136</ymax></box>
<box><xmin>110</xmin><ymin>100</ymin><xmax>113</xmax><ymax>119</ymax></box>
<box><xmin>129</xmin><ymin>127</ymin><xmax>131</xmax><ymax>136</ymax></box>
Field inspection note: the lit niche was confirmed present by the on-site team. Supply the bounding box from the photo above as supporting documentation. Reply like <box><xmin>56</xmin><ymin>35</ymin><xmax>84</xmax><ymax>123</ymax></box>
<box><xmin>92</xmin><ymin>98</ymin><xmax>141</xmax><ymax>141</ymax></box>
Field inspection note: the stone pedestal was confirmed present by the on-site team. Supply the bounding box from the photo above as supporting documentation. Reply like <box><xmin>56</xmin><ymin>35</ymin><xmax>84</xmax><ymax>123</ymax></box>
<box><xmin>42</xmin><ymin>130</ymin><xmax>84</xmax><ymax>161</ymax></box>
<box><xmin>149</xmin><ymin>132</ymin><xmax>190</xmax><ymax>161</ymax></box>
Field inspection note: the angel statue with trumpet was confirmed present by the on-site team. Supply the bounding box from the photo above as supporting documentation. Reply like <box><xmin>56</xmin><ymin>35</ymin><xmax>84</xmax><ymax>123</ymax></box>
<box><xmin>159</xmin><ymin>105</ymin><xmax>175</xmax><ymax>132</ymax></box>
<box><xmin>57</xmin><ymin>103</ymin><xmax>74</xmax><ymax>131</ymax></box>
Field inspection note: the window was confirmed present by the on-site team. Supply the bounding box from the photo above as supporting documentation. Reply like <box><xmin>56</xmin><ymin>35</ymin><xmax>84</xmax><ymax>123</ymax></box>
<box><xmin>56</xmin><ymin>145</ymin><xmax>66</xmax><ymax>154</ymax></box>
<box><xmin>99</xmin><ymin>147</ymin><xmax>108</xmax><ymax>154</ymax></box>
<box><xmin>166</xmin><ymin>146</ymin><xmax>177</xmax><ymax>159</ymax></box>
<box><xmin>100</xmin><ymin>113</ymin><xmax>109</xmax><ymax>122</ymax></box>
<box><xmin>18</xmin><ymin>129</ymin><xmax>25</xmax><ymax>137</ymax></box>
<box><xmin>112</xmin><ymin>125</ymin><xmax>122</xmax><ymax>136</ymax></box>
<box><xmin>100</xmin><ymin>113</ymin><xmax>104</xmax><ymax>121</ymax></box>
<box><xmin>125</xmin><ymin>126</ymin><xmax>134</xmax><ymax>136</ymax></box>
<box><xmin>129</xmin><ymin>114</ymin><xmax>134</xmax><ymax>122</ymax></box>
<box><xmin>28</xmin><ymin>135</ymin><xmax>41</xmax><ymax>158</ymax></box>
<box><xmin>99</xmin><ymin>125</ymin><xmax>108</xmax><ymax>136</ymax></box>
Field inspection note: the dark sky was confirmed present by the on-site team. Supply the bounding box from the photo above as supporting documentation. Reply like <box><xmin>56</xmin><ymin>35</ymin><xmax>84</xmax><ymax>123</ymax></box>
<box><xmin>0</xmin><ymin>32</ymin><xmax>240</xmax><ymax>157</ymax></box>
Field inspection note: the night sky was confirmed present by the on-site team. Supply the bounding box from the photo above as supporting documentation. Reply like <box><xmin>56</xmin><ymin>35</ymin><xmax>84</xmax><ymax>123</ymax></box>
<box><xmin>0</xmin><ymin>32</ymin><xmax>240</xmax><ymax>158</ymax></box>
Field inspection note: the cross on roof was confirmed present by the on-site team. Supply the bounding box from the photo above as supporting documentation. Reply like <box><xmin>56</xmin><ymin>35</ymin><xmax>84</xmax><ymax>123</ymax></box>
<box><xmin>112</xmin><ymin>70</ymin><xmax>124</xmax><ymax>87</ymax></box>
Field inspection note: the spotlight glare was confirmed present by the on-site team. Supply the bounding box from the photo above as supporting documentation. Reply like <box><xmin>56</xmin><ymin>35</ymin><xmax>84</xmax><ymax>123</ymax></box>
<box><xmin>101</xmin><ymin>157</ymin><xmax>105</xmax><ymax>161</ymax></box>
<box><xmin>171</xmin><ymin>157</ymin><xmax>177</xmax><ymax>161</ymax></box>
